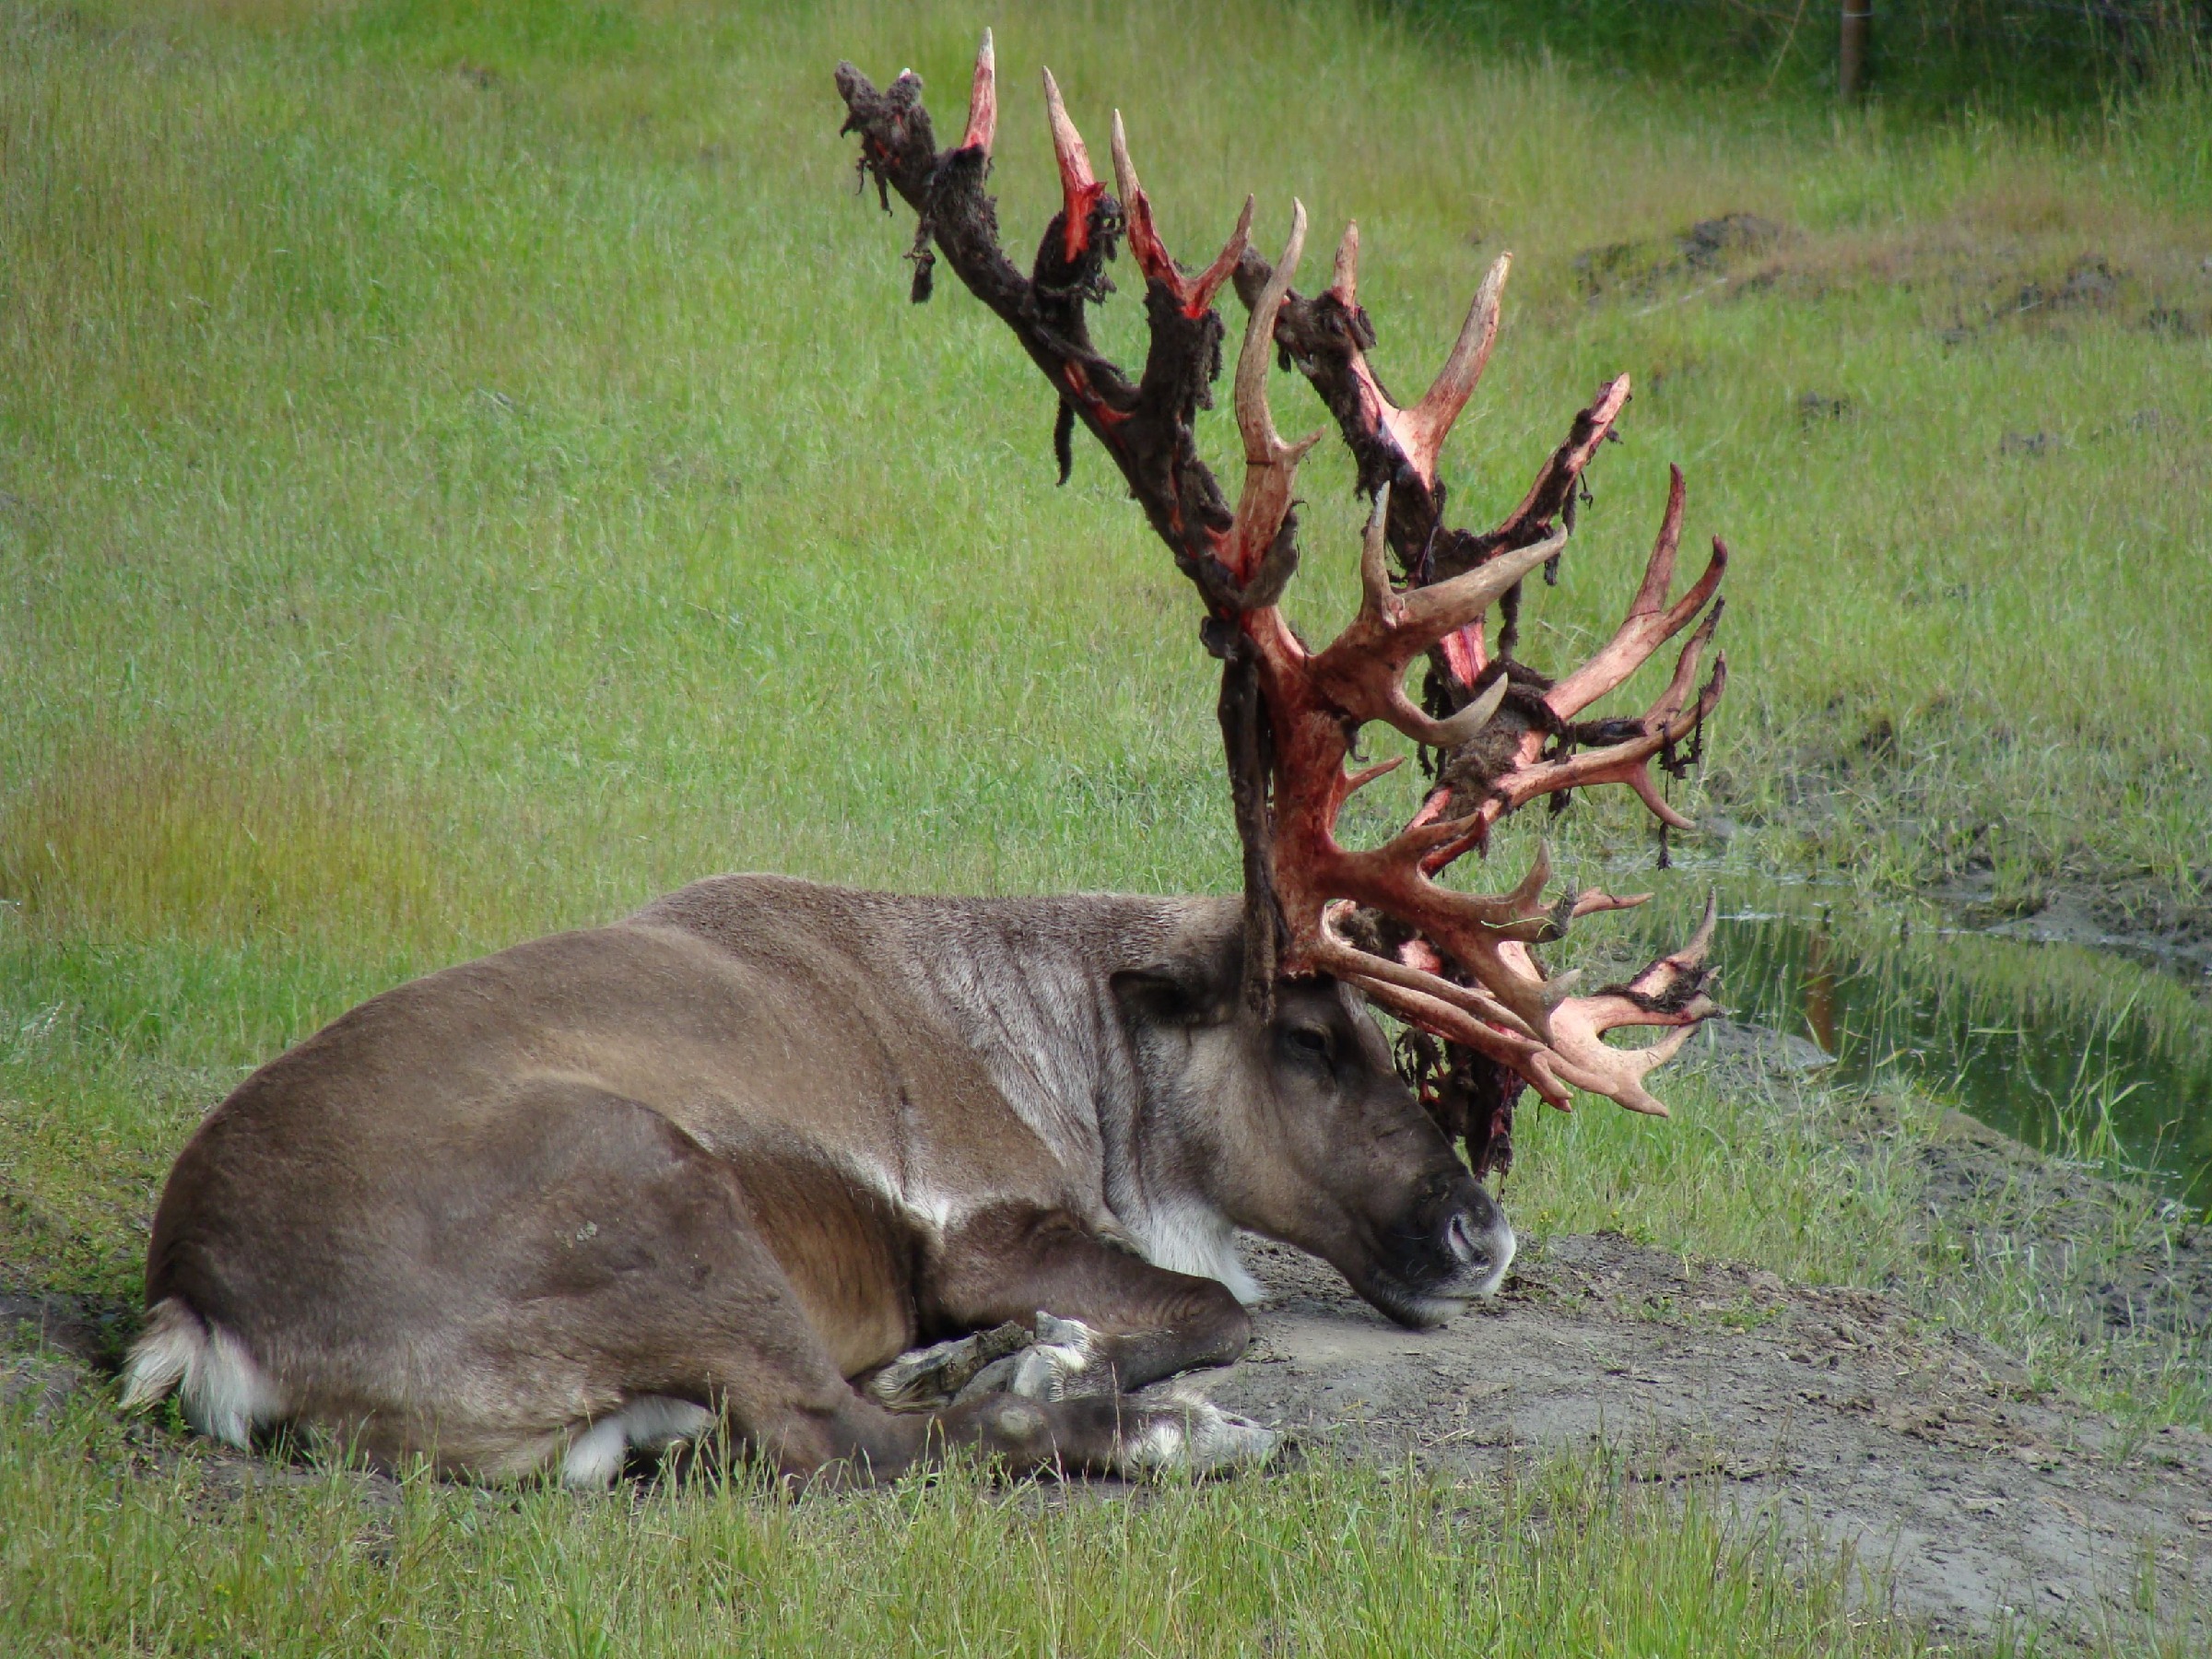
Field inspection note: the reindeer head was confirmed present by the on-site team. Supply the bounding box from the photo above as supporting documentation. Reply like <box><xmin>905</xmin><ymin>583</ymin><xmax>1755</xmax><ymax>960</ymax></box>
<box><xmin>1112</xmin><ymin>900</ymin><xmax>1516</xmax><ymax>1324</ymax></box>
<box><xmin>838</xmin><ymin>32</ymin><xmax>1727</xmax><ymax>1182</ymax></box>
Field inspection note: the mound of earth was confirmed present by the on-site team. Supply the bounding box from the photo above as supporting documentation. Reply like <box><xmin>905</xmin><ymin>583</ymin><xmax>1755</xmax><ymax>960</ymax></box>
<box><xmin>1182</xmin><ymin>1231</ymin><xmax>2212</xmax><ymax>1647</ymax></box>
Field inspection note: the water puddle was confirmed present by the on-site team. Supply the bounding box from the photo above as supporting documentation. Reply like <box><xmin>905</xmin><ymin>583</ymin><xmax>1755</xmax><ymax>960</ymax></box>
<box><xmin>1590</xmin><ymin>870</ymin><xmax>2212</xmax><ymax>1202</ymax></box>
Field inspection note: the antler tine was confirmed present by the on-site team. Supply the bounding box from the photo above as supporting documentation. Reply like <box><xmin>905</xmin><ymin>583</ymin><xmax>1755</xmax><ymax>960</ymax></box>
<box><xmin>1547</xmin><ymin>1015</ymin><xmax>1703</xmax><ymax>1117</ymax></box>
<box><xmin>1393</xmin><ymin>524</ymin><xmax>1563</xmax><ymax>648</ymax></box>
<box><xmin>1423</xmin><ymin>664</ymin><xmax>1512</xmax><ymax>747</ymax></box>
<box><xmin>1329</xmin><ymin>220</ymin><xmax>1359</xmax><ymax>304</ymax></box>
<box><xmin>1653</xmin><ymin>601</ymin><xmax>1726</xmax><ymax>726</ymax></box>
<box><xmin>1040</xmin><ymin>67</ymin><xmax>1105</xmax><ymax>264</ymax></box>
<box><xmin>1308</xmin><ymin>482</ymin><xmax>1548</xmax><ymax>748</ymax></box>
<box><xmin>1302</xmin><ymin>897</ymin><xmax>1562</xmax><ymax>1077</ymax></box>
<box><xmin>1311</xmin><ymin>907</ymin><xmax>1545</xmax><ymax>1044</ymax></box>
<box><xmin>1112</xmin><ymin>112</ymin><xmax>1253</xmax><ymax>319</ymax></box>
<box><xmin>1287</xmin><ymin>836</ymin><xmax>1568</xmax><ymax>1045</ymax></box>
<box><xmin>1677</xmin><ymin>889</ymin><xmax>1720</xmax><ymax>964</ymax></box>
<box><xmin>1546</xmin><ymin>476</ymin><xmax>1727</xmax><ymax>721</ymax></box>
<box><xmin>1506</xmin><ymin>841</ymin><xmax>1551</xmax><ymax>909</ymax></box>
<box><xmin>959</xmin><ymin>29</ymin><xmax>996</xmax><ymax>155</ymax></box>
<box><xmin>1495</xmin><ymin>616</ymin><xmax>1728</xmax><ymax>830</ymax></box>
<box><xmin>1109</xmin><ymin>111</ymin><xmax>1171</xmax><ymax>291</ymax></box>
<box><xmin>1238</xmin><ymin>202</ymin><xmax>1310</xmax><ymax>459</ymax></box>
<box><xmin>1356</xmin><ymin>483</ymin><xmax>1394</xmax><ymax>616</ymax></box>
<box><xmin>1304</xmin><ymin>238</ymin><xmax>1511</xmax><ymax>494</ymax></box>
<box><xmin>1576</xmin><ymin>887</ymin><xmax>1655</xmax><ymax>920</ymax></box>
<box><xmin>1395</xmin><ymin>253</ymin><xmax>1511</xmax><ymax>486</ymax></box>
<box><xmin>1630</xmin><ymin>463</ymin><xmax>1688</xmax><ymax>618</ymax></box>
<box><xmin>1221</xmin><ymin>202</ymin><xmax>1324</xmax><ymax>586</ymax></box>
<box><xmin>1308</xmin><ymin>510</ymin><xmax>1559</xmax><ymax>750</ymax></box>
<box><xmin>1188</xmin><ymin>195</ymin><xmax>1258</xmax><ymax>320</ymax></box>
<box><xmin>1543</xmin><ymin>896</ymin><xmax>1724</xmax><ymax>1115</ymax></box>
<box><xmin>1492</xmin><ymin>373</ymin><xmax>1632</xmax><ymax>542</ymax></box>
<box><xmin>1456</xmin><ymin>651</ymin><xmax>1729</xmax><ymax>840</ymax></box>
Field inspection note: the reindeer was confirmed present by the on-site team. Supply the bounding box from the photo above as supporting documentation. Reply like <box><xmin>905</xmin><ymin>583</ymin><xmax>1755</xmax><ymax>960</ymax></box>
<box><xmin>121</xmin><ymin>34</ymin><xmax>1726</xmax><ymax>1486</ymax></box>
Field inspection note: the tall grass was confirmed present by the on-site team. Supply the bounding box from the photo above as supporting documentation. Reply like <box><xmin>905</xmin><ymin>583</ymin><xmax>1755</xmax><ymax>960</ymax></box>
<box><xmin>4</xmin><ymin>0</ymin><xmax>2209</xmax><ymax>971</ymax></box>
<box><xmin>1397</xmin><ymin>0</ymin><xmax>2212</xmax><ymax>112</ymax></box>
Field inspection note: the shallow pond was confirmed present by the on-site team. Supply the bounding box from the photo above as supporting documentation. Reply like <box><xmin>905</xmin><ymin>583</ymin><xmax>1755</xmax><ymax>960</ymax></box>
<box><xmin>1591</xmin><ymin>868</ymin><xmax>2212</xmax><ymax>1203</ymax></box>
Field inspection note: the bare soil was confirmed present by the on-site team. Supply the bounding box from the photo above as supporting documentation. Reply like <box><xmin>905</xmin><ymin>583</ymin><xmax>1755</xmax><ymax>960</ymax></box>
<box><xmin>1190</xmin><ymin>1229</ymin><xmax>2212</xmax><ymax>1647</ymax></box>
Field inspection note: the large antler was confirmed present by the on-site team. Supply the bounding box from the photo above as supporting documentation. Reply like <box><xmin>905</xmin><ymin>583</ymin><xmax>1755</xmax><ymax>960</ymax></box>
<box><xmin>1240</xmin><ymin>233</ymin><xmax>1730</xmax><ymax>848</ymax></box>
<box><xmin>835</xmin><ymin>35</ymin><xmax>1725</xmax><ymax>1147</ymax></box>
<box><xmin>1223</xmin><ymin>228</ymin><xmax>1721</xmax><ymax>1116</ymax></box>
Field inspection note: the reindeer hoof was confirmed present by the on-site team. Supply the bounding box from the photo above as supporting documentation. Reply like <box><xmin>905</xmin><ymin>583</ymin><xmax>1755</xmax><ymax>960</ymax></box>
<box><xmin>866</xmin><ymin>1320</ymin><xmax>1033</xmax><ymax>1411</ymax></box>
<box><xmin>1122</xmin><ymin>1391</ymin><xmax>1278</xmax><ymax>1477</ymax></box>
<box><xmin>1003</xmin><ymin>1312</ymin><xmax>1109</xmax><ymax>1403</ymax></box>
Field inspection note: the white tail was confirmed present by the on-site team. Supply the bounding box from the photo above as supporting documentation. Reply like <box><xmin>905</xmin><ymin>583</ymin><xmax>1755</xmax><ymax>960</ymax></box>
<box><xmin>120</xmin><ymin>1298</ymin><xmax>286</xmax><ymax>1447</ymax></box>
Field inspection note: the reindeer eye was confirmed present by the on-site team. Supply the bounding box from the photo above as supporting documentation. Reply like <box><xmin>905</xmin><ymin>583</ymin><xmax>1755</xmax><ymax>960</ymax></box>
<box><xmin>1288</xmin><ymin>1027</ymin><xmax>1332</xmax><ymax>1060</ymax></box>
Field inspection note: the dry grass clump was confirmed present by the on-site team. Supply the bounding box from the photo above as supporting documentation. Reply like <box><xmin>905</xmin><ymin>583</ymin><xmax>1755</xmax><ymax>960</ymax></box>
<box><xmin>1</xmin><ymin>733</ymin><xmax>456</xmax><ymax>950</ymax></box>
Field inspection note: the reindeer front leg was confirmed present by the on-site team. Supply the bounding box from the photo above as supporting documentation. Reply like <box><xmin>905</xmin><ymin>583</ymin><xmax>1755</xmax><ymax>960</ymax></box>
<box><xmin>851</xmin><ymin>1203</ymin><xmax>1274</xmax><ymax>1475</ymax></box>
<box><xmin>913</xmin><ymin>1203</ymin><xmax>1256</xmax><ymax>1399</ymax></box>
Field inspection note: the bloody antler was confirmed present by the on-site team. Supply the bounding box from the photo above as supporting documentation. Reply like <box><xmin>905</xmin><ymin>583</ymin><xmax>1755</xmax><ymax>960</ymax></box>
<box><xmin>1239</xmin><ymin>231</ymin><xmax>1730</xmax><ymax>845</ymax></box>
<box><xmin>835</xmin><ymin>35</ymin><xmax>1725</xmax><ymax>1133</ymax></box>
<box><xmin>1224</xmin><ymin>223</ymin><xmax>1720</xmax><ymax>1112</ymax></box>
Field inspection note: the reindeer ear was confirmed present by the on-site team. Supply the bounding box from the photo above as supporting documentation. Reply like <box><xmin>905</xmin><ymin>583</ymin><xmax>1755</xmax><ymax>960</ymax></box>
<box><xmin>1111</xmin><ymin>935</ymin><xmax>1241</xmax><ymax>1028</ymax></box>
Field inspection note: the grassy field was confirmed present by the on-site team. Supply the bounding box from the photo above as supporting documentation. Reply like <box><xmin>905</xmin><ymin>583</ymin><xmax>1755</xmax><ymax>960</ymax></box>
<box><xmin>1397</xmin><ymin>0</ymin><xmax>2212</xmax><ymax>112</ymax></box>
<box><xmin>4</xmin><ymin>0</ymin><xmax>2211</xmax><ymax>1652</ymax></box>
<box><xmin>6</xmin><ymin>1398</ymin><xmax>1962</xmax><ymax>1658</ymax></box>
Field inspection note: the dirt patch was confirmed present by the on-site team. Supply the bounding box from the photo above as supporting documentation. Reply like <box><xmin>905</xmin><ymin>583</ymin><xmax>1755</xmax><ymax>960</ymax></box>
<box><xmin>1570</xmin><ymin>209</ymin><xmax>2212</xmax><ymax>349</ymax></box>
<box><xmin>1</xmin><ymin>1284</ymin><xmax>123</xmax><ymax>1422</ymax></box>
<box><xmin>1188</xmin><ymin>1231</ymin><xmax>2212</xmax><ymax>1646</ymax></box>
<box><xmin>1572</xmin><ymin>212</ymin><xmax>1786</xmax><ymax>299</ymax></box>
<box><xmin>1925</xmin><ymin>867</ymin><xmax>2212</xmax><ymax>983</ymax></box>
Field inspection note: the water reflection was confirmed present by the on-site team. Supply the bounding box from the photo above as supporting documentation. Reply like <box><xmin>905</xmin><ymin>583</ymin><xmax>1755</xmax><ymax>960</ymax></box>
<box><xmin>1596</xmin><ymin>875</ymin><xmax>2212</xmax><ymax>1202</ymax></box>
<box><xmin>1801</xmin><ymin>923</ymin><xmax>1837</xmax><ymax>1058</ymax></box>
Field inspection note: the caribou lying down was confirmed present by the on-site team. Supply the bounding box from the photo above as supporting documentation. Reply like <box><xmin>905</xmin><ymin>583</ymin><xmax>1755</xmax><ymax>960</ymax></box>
<box><xmin>124</xmin><ymin>36</ymin><xmax>1728</xmax><ymax>1484</ymax></box>
<box><xmin>129</xmin><ymin>882</ymin><xmax>1507</xmax><ymax>1481</ymax></box>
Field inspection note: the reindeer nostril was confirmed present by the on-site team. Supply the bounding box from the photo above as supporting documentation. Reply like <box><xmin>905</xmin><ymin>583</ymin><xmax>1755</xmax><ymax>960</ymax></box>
<box><xmin>1446</xmin><ymin>1211</ymin><xmax>1478</xmax><ymax>1265</ymax></box>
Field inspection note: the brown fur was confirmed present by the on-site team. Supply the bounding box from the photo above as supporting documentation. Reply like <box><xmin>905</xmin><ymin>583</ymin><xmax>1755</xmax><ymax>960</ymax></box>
<box><xmin>134</xmin><ymin>877</ymin><xmax>1512</xmax><ymax>1481</ymax></box>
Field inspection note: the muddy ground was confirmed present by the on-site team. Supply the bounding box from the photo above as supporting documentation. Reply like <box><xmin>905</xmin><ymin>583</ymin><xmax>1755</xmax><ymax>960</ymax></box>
<box><xmin>1185</xmin><ymin>1227</ymin><xmax>2211</xmax><ymax>1648</ymax></box>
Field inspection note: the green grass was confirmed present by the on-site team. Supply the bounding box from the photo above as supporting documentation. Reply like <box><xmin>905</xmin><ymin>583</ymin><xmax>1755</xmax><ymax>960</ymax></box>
<box><xmin>1397</xmin><ymin>0</ymin><xmax>2212</xmax><ymax>113</ymax></box>
<box><xmin>3</xmin><ymin>1406</ymin><xmax>1949</xmax><ymax>1659</ymax></box>
<box><xmin>4</xmin><ymin>0</ymin><xmax>2211</xmax><ymax>1652</ymax></box>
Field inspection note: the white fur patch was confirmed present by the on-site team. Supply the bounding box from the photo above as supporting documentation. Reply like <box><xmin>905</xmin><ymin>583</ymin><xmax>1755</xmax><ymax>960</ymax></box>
<box><xmin>560</xmin><ymin>1395</ymin><xmax>714</xmax><ymax>1488</ymax></box>
<box><xmin>120</xmin><ymin>1297</ymin><xmax>287</xmax><ymax>1448</ymax></box>
<box><xmin>560</xmin><ymin>1417</ymin><xmax>629</xmax><ymax>1488</ymax></box>
<box><xmin>1117</xmin><ymin>1388</ymin><xmax>1277</xmax><ymax>1476</ymax></box>
<box><xmin>842</xmin><ymin>1152</ymin><xmax>968</xmax><ymax>1240</ymax></box>
<box><xmin>1135</xmin><ymin>1205</ymin><xmax>1262</xmax><ymax>1304</ymax></box>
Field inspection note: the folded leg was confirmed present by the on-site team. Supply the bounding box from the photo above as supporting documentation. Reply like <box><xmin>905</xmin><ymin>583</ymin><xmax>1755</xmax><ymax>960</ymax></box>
<box><xmin>917</xmin><ymin>1204</ymin><xmax>1255</xmax><ymax>1400</ymax></box>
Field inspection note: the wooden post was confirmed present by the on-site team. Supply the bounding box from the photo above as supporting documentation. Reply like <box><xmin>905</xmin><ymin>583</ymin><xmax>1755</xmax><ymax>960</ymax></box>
<box><xmin>1839</xmin><ymin>0</ymin><xmax>1871</xmax><ymax>100</ymax></box>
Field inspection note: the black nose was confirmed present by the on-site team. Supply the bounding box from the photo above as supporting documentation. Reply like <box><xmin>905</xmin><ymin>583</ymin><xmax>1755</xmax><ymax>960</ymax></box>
<box><xmin>1443</xmin><ymin>1209</ymin><xmax>1488</xmax><ymax>1267</ymax></box>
